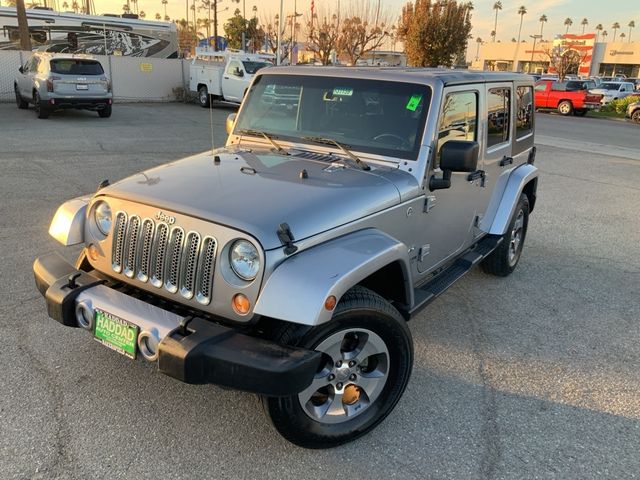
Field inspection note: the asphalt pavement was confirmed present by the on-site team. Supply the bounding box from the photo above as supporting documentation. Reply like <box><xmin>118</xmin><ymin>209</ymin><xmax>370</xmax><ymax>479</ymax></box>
<box><xmin>0</xmin><ymin>103</ymin><xmax>639</xmax><ymax>480</ymax></box>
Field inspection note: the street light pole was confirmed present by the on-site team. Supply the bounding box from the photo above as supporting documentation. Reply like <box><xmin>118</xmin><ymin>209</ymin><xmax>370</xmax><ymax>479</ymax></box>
<box><xmin>529</xmin><ymin>34</ymin><xmax>542</xmax><ymax>73</ymax></box>
<box><xmin>276</xmin><ymin>0</ymin><xmax>283</xmax><ymax>64</ymax></box>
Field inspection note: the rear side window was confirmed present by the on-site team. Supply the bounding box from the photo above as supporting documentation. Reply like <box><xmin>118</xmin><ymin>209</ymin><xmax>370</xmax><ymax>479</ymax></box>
<box><xmin>516</xmin><ymin>86</ymin><xmax>534</xmax><ymax>138</ymax></box>
<box><xmin>50</xmin><ymin>59</ymin><xmax>104</xmax><ymax>75</ymax></box>
<box><xmin>487</xmin><ymin>88</ymin><xmax>511</xmax><ymax>148</ymax></box>
<box><xmin>435</xmin><ymin>91</ymin><xmax>478</xmax><ymax>168</ymax></box>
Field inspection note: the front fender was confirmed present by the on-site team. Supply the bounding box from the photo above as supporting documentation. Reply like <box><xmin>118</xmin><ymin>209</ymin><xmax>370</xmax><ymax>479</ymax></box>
<box><xmin>254</xmin><ymin>229</ymin><xmax>412</xmax><ymax>326</ymax></box>
<box><xmin>482</xmin><ymin>164</ymin><xmax>538</xmax><ymax>235</ymax></box>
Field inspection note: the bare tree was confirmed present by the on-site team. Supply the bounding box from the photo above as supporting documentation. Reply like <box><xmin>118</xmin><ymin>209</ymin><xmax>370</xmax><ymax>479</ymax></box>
<box><xmin>306</xmin><ymin>6</ymin><xmax>340</xmax><ymax>65</ymax></box>
<box><xmin>337</xmin><ymin>0</ymin><xmax>391</xmax><ymax>65</ymax></box>
<box><xmin>261</xmin><ymin>12</ymin><xmax>290</xmax><ymax>60</ymax></box>
<box><xmin>542</xmin><ymin>44</ymin><xmax>588</xmax><ymax>81</ymax></box>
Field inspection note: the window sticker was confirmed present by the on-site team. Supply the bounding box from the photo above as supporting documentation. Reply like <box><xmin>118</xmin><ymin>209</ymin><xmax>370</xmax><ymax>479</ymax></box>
<box><xmin>333</xmin><ymin>87</ymin><xmax>353</xmax><ymax>96</ymax></box>
<box><xmin>406</xmin><ymin>94</ymin><xmax>422</xmax><ymax>111</ymax></box>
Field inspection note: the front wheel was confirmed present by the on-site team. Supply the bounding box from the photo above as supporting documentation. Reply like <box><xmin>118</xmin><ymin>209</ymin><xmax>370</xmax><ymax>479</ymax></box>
<box><xmin>632</xmin><ymin>110</ymin><xmax>640</xmax><ymax>124</ymax></box>
<box><xmin>557</xmin><ymin>100</ymin><xmax>573</xmax><ymax>116</ymax></box>
<box><xmin>261</xmin><ymin>286</ymin><xmax>413</xmax><ymax>448</ymax></box>
<box><xmin>15</xmin><ymin>84</ymin><xmax>28</xmax><ymax>109</ymax></box>
<box><xmin>198</xmin><ymin>85</ymin><xmax>210</xmax><ymax>108</ymax></box>
<box><xmin>481</xmin><ymin>193</ymin><xmax>530</xmax><ymax>276</ymax></box>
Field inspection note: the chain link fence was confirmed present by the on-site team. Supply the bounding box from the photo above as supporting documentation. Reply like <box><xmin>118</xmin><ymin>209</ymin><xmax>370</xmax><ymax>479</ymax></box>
<box><xmin>0</xmin><ymin>50</ymin><xmax>188</xmax><ymax>103</ymax></box>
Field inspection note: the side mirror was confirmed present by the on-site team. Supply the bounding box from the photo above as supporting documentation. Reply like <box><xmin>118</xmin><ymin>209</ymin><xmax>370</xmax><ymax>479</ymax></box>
<box><xmin>430</xmin><ymin>141</ymin><xmax>479</xmax><ymax>191</ymax></box>
<box><xmin>18</xmin><ymin>66</ymin><xmax>24</xmax><ymax>74</ymax></box>
<box><xmin>234</xmin><ymin>67</ymin><xmax>244</xmax><ymax>77</ymax></box>
<box><xmin>226</xmin><ymin>113</ymin><xmax>237</xmax><ymax>135</ymax></box>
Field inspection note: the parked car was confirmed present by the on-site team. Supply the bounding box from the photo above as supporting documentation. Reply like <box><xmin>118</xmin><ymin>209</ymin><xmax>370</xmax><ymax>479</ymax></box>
<box><xmin>626</xmin><ymin>101</ymin><xmax>640</xmax><ymax>123</ymax></box>
<box><xmin>34</xmin><ymin>68</ymin><xmax>538</xmax><ymax>448</ymax></box>
<box><xmin>189</xmin><ymin>48</ymin><xmax>273</xmax><ymax>107</ymax></box>
<box><xmin>565</xmin><ymin>80</ymin><xmax>597</xmax><ymax>91</ymax></box>
<box><xmin>590</xmin><ymin>82</ymin><xmax>637</xmax><ymax>104</ymax></box>
<box><xmin>14</xmin><ymin>52</ymin><xmax>112</xmax><ymax>119</ymax></box>
<box><xmin>535</xmin><ymin>79</ymin><xmax>603</xmax><ymax>116</ymax></box>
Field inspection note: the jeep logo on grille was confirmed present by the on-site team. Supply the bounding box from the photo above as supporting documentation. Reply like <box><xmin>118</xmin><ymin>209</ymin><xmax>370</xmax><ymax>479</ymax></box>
<box><xmin>155</xmin><ymin>211</ymin><xmax>176</xmax><ymax>225</ymax></box>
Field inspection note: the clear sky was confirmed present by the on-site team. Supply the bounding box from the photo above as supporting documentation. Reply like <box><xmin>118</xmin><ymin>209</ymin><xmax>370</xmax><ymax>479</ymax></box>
<box><xmin>91</xmin><ymin>0</ymin><xmax>639</xmax><ymax>43</ymax></box>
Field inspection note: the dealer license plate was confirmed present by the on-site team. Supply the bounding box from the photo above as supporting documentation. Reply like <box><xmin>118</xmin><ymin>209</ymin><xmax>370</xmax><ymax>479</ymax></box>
<box><xmin>94</xmin><ymin>309</ymin><xmax>139</xmax><ymax>359</ymax></box>
<box><xmin>76</xmin><ymin>84</ymin><xmax>88</xmax><ymax>90</ymax></box>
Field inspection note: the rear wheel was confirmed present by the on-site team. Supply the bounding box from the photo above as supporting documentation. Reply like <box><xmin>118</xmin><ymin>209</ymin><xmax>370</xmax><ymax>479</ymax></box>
<box><xmin>15</xmin><ymin>84</ymin><xmax>28</xmax><ymax>109</ymax></box>
<box><xmin>198</xmin><ymin>85</ymin><xmax>210</xmax><ymax>108</ymax></box>
<box><xmin>557</xmin><ymin>100</ymin><xmax>573</xmax><ymax>116</ymax></box>
<box><xmin>98</xmin><ymin>104</ymin><xmax>112</xmax><ymax>118</ymax></box>
<box><xmin>33</xmin><ymin>91</ymin><xmax>49</xmax><ymax>119</ymax></box>
<box><xmin>261</xmin><ymin>286</ymin><xmax>413</xmax><ymax>448</ymax></box>
<box><xmin>481</xmin><ymin>193</ymin><xmax>530</xmax><ymax>277</ymax></box>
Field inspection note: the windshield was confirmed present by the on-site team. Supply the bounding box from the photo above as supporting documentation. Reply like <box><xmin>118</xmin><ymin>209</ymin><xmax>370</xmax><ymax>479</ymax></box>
<box><xmin>235</xmin><ymin>74</ymin><xmax>431</xmax><ymax>160</ymax></box>
<box><xmin>598</xmin><ymin>83</ymin><xmax>621</xmax><ymax>90</ymax></box>
<box><xmin>50</xmin><ymin>59</ymin><xmax>104</xmax><ymax>75</ymax></box>
<box><xmin>242</xmin><ymin>61</ymin><xmax>270</xmax><ymax>74</ymax></box>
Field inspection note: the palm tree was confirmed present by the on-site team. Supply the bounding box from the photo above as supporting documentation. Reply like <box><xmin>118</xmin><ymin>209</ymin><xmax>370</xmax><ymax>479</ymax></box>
<box><xmin>581</xmin><ymin>18</ymin><xmax>588</xmax><ymax>34</ymax></box>
<box><xmin>165</xmin><ymin>14</ymin><xmax>170</xmax><ymax>21</ymax></box>
<box><xmin>139</xmin><ymin>10</ymin><xmax>146</xmax><ymax>18</ymax></box>
<box><xmin>612</xmin><ymin>22</ymin><xmax>620</xmax><ymax>41</ymax></box>
<box><xmin>602</xmin><ymin>30</ymin><xmax>608</xmax><ymax>40</ymax></box>
<box><xmin>620</xmin><ymin>32</ymin><xmax>626</xmax><ymax>42</ymax></box>
<box><xmin>595</xmin><ymin>23</ymin><xmax>603</xmax><ymax>42</ymax></box>
<box><xmin>539</xmin><ymin>14</ymin><xmax>548</xmax><ymax>37</ymax></box>
<box><xmin>516</xmin><ymin>6</ymin><xmax>527</xmax><ymax>44</ymax></box>
<box><xmin>492</xmin><ymin>1</ymin><xmax>502</xmax><ymax>42</ymax></box>
<box><xmin>155</xmin><ymin>12</ymin><xmax>161</xmax><ymax>20</ymax></box>
<box><xmin>62</xmin><ymin>1</ymin><xmax>68</xmax><ymax>10</ymax></box>
<box><xmin>475</xmin><ymin>36</ymin><xmax>482</xmax><ymax>60</ymax></box>
<box><xmin>564</xmin><ymin>18</ymin><xmax>573</xmax><ymax>34</ymax></box>
<box><xmin>122</xmin><ymin>3</ymin><xmax>130</xmax><ymax>14</ymax></box>
<box><xmin>629</xmin><ymin>21</ymin><xmax>635</xmax><ymax>42</ymax></box>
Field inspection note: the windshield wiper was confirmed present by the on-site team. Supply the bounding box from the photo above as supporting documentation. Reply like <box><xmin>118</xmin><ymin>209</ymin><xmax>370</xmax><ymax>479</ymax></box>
<box><xmin>302</xmin><ymin>136</ymin><xmax>370</xmax><ymax>171</ymax></box>
<box><xmin>238</xmin><ymin>129</ymin><xmax>287</xmax><ymax>154</ymax></box>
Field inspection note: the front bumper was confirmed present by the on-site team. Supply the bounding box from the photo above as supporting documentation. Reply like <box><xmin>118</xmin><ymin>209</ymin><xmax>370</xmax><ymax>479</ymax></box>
<box><xmin>33</xmin><ymin>252</ymin><xmax>321</xmax><ymax>396</ymax></box>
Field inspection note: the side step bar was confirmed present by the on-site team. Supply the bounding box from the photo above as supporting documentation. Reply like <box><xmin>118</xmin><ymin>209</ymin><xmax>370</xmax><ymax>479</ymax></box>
<box><xmin>409</xmin><ymin>235</ymin><xmax>503</xmax><ymax>317</ymax></box>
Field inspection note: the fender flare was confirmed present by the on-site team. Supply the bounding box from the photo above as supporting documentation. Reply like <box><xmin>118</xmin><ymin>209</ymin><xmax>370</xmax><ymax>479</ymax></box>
<box><xmin>483</xmin><ymin>164</ymin><xmax>538</xmax><ymax>236</ymax></box>
<box><xmin>253</xmin><ymin>229</ymin><xmax>412</xmax><ymax>326</ymax></box>
<box><xmin>49</xmin><ymin>196</ymin><xmax>89</xmax><ymax>246</ymax></box>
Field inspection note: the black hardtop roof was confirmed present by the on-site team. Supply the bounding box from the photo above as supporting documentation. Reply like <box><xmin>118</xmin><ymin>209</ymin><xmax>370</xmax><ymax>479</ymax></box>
<box><xmin>263</xmin><ymin>66</ymin><xmax>534</xmax><ymax>86</ymax></box>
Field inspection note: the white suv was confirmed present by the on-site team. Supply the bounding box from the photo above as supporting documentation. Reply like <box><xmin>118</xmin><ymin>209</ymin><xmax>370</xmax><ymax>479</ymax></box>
<box><xmin>590</xmin><ymin>81</ymin><xmax>636</xmax><ymax>104</ymax></box>
<box><xmin>14</xmin><ymin>52</ymin><xmax>113</xmax><ymax>119</ymax></box>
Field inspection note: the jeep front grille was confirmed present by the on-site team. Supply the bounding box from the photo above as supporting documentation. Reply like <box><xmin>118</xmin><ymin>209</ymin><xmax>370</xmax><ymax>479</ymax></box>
<box><xmin>111</xmin><ymin>212</ymin><xmax>217</xmax><ymax>304</ymax></box>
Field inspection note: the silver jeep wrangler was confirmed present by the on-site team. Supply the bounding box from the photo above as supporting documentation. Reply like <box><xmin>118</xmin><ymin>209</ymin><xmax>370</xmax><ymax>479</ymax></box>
<box><xmin>34</xmin><ymin>68</ymin><xmax>538</xmax><ymax>448</ymax></box>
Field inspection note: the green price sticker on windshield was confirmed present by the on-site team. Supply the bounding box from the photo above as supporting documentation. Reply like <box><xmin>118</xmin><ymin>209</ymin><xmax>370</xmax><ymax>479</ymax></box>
<box><xmin>406</xmin><ymin>94</ymin><xmax>422</xmax><ymax>111</ymax></box>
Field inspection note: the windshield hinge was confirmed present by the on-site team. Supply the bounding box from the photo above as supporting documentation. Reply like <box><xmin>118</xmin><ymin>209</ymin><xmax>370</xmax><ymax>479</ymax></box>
<box><xmin>277</xmin><ymin>223</ymin><xmax>298</xmax><ymax>255</ymax></box>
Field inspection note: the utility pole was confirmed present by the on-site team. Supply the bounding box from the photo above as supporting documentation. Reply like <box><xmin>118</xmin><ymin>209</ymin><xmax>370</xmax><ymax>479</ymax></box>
<box><xmin>276</xmin><ymin>0</ymin><xmax>283</xmax><ymax>64</ymax></box>
<box><xmin>213</xmin><ymin>0</ymin><xmax>218</xmax><ymax>51</ymax></box>
<box><xmin>16</xmin><ymin>0</ymin><xmax>32</xmax><ymax>51</ymax></box>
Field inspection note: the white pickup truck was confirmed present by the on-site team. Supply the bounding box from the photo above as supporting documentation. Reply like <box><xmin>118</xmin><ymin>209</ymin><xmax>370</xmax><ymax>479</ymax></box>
<box><xmin>189</xmin><ymin>48</ymin><xmax>273</xmax><ymax>107</ymax></box>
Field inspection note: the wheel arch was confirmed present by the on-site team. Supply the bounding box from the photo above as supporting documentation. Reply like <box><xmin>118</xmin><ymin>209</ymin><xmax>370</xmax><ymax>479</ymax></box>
<box><xmin>253</xmin><ymin>229</ymin><xmax>413</xmax><ymax>327</ymax></box>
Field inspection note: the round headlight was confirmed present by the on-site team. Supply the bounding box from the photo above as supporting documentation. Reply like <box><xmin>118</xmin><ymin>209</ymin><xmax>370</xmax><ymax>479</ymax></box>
<box><xmin>229</xmin><ymin>240</ymin><xmax>260</xmax><ymax>281</ymax></box>
<box><xmin>94</xmin><ymin>201</ymin><xmax>112</xmax><ymax>236</ymax></box>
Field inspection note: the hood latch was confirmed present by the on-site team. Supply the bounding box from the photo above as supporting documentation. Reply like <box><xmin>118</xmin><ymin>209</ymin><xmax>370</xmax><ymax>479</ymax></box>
<box><xmin>277</xmin><ymin>223</ymin><xmax>298</xmax><ymax>256</ymax></box>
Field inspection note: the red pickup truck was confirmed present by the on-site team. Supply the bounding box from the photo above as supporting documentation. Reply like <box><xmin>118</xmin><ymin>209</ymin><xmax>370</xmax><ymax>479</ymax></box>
<box><xmin>535</xmin><ymin>80</ymin><xmax>603</xmax><ymax>116</ymax></box>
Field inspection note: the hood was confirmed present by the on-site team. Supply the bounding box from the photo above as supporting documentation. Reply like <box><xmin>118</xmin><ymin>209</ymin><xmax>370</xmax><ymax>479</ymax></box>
<box><xmin>101</xmin><ymin>147</ymin><xmax>416</xmax><ymax>250</ymax></box>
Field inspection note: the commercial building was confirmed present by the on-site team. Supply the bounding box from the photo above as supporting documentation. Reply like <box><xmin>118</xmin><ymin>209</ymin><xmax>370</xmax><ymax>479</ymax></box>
<box><xmin>471</xmin><ymin>33</ymin><xmax>640</xmax><ymax>78</ymax></box>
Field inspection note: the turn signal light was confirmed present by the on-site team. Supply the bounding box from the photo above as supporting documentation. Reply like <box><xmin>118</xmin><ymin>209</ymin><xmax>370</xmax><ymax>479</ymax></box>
<box><xmin>232</xmin><ymin>294</ymin><xmax>251</xmax><ymax>315</ymax></box>
<box><xmin>324</xmin><ymin>295</ymin><xmax>337</xmax><ymax>311</ymax></box>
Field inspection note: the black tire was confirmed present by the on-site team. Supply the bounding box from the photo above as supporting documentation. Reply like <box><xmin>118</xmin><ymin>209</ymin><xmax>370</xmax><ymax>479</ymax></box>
<box><xmin>198</xmin><ymin>85</ymin><xmax>210</xmax><ymax>107</ymax></box>
<box><xmin>98</xmin><ymin>104</ymin><xmax>112</xmax><ymax>118</ymax></box>
<box><xmin>15</xmin><ymin>84</ymin><xmax>28</xmax><ymax>109</ymax></box>
<box><xmin>481</xmin><ymin>193</ymin><xmax>530</xmax><ymax>277</ymax></box>
<box><xmin>632</xmin><ymin>110</ymin><xmax>640</xmax><ymax>124</ymax></box>
<box><xmin>557</xmin><ymin>100</ymin><xmax>573</xmax><ymax>116</ymax></box>
<box><xmin>261</xmin><ymin>286</ymin><xmax>413</xmax><ymax>448</ymax></box>
<box><xmin>33</xmin><ymin>92</ymin><xmax>49</xmax><ymax>119</ymax></box>
<box><xmin>573</xmin><ymin>109</ymin><xmax>587</xmax><ymax>117</ymax></box>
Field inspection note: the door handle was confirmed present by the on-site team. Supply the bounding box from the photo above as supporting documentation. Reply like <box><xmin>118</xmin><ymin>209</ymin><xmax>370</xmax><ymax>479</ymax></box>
<box><xmin>467</xmin><ymin>170</ymin><xmax>486</xmax><ymax>187</ymax></box>
<box><xmin>499</xmin><ymin>156</ymin><xmax>513</xmax><ymax>167</ymax></box>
